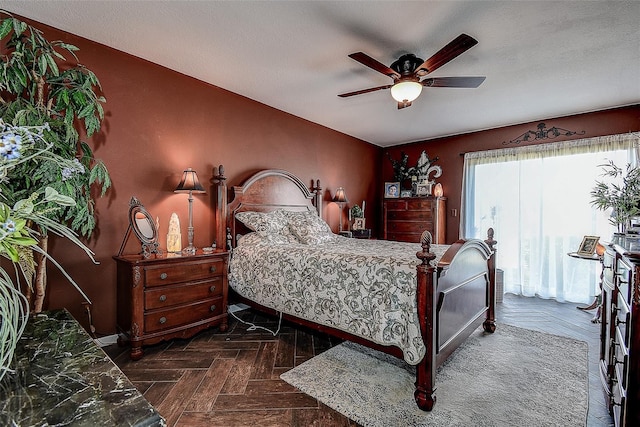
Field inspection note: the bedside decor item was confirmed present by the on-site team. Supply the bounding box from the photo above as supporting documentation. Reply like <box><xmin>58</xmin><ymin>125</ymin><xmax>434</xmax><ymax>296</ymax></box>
<box><xmin>333</xmin><ymin>187</ymin><xmax>348</xmax><ymax>232</ymax></box>
<box><xmin>590</xmin><ymin>161</ymin><xmax>640</xmax><ymax>234</ymax></box>
<box><xmin>433</xmin><ymin>183</ymin><xmax>444</xmax><ymax>197</ymax></box>
<box><xmin>577</xmin><ymin>235</ymin><xmax>599</xmax><ymax>256</ymax></box>
<box><xmin>167</xmin><ymin>213</ymin><xmax>182</xmax><ymax>253</ymax></box>
<box><xmin>385</xmin><ymin>182</ymin><xmax>400</xmax><ymax>198</ymax></box>
<box><xmin>353</xmin><ymin>218</ymin><xmax>366</xmax><ymax>230</ymax></box>
<box><xmin>117</xmin><ymin>197</ymin><xmax>160</xmax><ymax>258</ymax></box>
<box><xmin>175</xmin><ymin>168</ymin><xmax>206</xmax><ymax>255</ymax></box>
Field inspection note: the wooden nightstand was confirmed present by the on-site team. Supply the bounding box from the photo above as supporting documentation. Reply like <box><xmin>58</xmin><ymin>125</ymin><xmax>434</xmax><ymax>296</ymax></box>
<box><xmin>113</xmin><ymin>250</ymin><xmax>229</xmax><ymax>360</ymax></box>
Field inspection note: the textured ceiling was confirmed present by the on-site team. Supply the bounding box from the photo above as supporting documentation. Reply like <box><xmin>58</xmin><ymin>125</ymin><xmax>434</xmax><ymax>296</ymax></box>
<box><xmin>3</xmin><ymin>1</ymin><xmax>640</xmax><ymax>147</ymax></box>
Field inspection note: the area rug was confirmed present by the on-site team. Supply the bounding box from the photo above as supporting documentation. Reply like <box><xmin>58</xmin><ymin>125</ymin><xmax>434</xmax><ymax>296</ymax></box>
<box><xmin>280</xmin><ymin>324</ymin><xmax>588</xmax><ymax>426</ymax></box>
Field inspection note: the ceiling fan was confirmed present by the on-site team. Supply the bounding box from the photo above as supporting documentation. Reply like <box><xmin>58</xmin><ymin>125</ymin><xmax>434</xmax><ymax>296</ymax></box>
<box><xmin>338</xmin><ymin>34</ymin><xmax>485</xmax><ymax>109</ymax></box>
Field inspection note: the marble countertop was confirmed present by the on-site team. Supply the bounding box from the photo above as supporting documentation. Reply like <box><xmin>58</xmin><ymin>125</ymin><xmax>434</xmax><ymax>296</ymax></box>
<box><xmin>0</xmin><ymin>310</ymin><xmax>165</xmax><ymax>426</ymax></box>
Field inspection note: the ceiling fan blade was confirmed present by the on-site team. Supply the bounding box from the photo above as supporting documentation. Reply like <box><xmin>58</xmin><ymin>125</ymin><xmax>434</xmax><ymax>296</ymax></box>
<box><xmin>348</xmin><ymin>52</ymin><xmax>400</xmax><ymax>79</ymax></box>
<box><xmin>415</xmin><ymin>34</ymin><xmax>478</xmax><ymax>75</ymax></box>
<box><xmin>422</xmin><ymin>76</ymin><xmax>486</xmax><ymax>88</ymax></box>
<box><xmin>338</xmin><ymin>84</ymin><xmax>393</xmax><ymax>98</ymax></box>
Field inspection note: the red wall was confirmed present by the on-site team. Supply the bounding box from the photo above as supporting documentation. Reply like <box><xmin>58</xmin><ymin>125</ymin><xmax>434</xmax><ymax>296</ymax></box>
<box><xmin>383</xmin><ymin>105</ymin><xmax>640</xmax><ymax>244</ymax></box>
<box><xmin>13</xmin><ymin>14</ymin><xmax>640</xmax><ymax>338</ymax></box>
<box><xmin>14</xmin><ymin>16</ymin><xmax>380</xmax><ymax>335</ymax></box>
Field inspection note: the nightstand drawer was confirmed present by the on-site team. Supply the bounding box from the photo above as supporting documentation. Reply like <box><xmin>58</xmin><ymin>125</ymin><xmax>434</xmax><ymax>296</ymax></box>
<box><xmin>144</xmin><ymin>258</ymin><xmax>224</xmax><ymax>287</ymax></box>
<box><xmin>145</xmin><ymin>297</ymin><xmax>223</xmax><ymax>333</ymax></box>
<box><xmin>144</xmin><ymin>277</ymin><xmax>224</xmax><ymax>310</ymax></box>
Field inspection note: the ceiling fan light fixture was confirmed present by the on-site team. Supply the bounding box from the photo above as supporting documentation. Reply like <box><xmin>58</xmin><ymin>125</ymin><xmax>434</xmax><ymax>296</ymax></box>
<box><xmin>390</xmin><ymin>81</ymin><xmax>423</xmax><ymax>103</ymax></box>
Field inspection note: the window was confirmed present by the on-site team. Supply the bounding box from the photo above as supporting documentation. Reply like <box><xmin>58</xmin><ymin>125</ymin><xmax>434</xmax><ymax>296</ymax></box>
<box><xmin>461</xmin><ymin>134</ymin><xmax>638</xmax><ymax>303</ymax></box>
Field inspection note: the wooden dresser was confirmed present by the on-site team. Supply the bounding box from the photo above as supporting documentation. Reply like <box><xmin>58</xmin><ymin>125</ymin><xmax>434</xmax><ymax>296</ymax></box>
<box><xmin>383</xmin><ymin>197</ymin><xmax>446</xmax><ymax>243</ymax></box>
<box><xmin>600</xmin><ymin>244</ymin><xmax>639</xmax><ymax>426</ymax></box>
<box><xmin>114</xmin><ymin>250</ymin><xmax>229</xmax><ymax>360</ymax></box>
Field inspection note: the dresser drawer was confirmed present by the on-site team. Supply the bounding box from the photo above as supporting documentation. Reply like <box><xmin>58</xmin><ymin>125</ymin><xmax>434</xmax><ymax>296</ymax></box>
<box><xmin>387</xmin><ymin>220</ymin><xmax>432</xmax><ymax>233</ymax></box>
<box><xmin>144</xmin><ymin>277</ymin><xmax>224</xmax><ymax>310</ymax></box>
<box><xmin>386</xmin><ymin>232</ymin><xmax>422</xmax><ymax>243</ymax></box>
<box><xmin>616</xmin><ymin>293</ymin><xmax>630</xmax><ymax>344</ymax></box>
<box><xmin>406</xmin><ymin>199</ymin><xmax>434</xmax><ymax>210</ymax></box>
<box><xmin>145</xmin><ymin>296</ymin><xmax>223</xmax><ymax>333</ymax></box>
<box><xmin>615</xmin><ymin>326</ymin><xmax>629</xmax><ymax>390</ymax></box>
<box><xmin>144</xmin><ymin>258</ymin><xmax>224</xmax><ymax>287</ymax></box>
<box><xmin>387</xmin><ymin>210</ymin><xmax>433</xmax><ymax>221</ymax></box>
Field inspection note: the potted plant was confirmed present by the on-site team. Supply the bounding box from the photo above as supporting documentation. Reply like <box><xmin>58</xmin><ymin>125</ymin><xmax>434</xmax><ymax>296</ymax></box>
<box><xmin>590</xmin><ymin>160</ymin><xmax>640</xmax><ymax>235</ymax></box>
<box><xmin>0</xmin><ymin>11</ymin><xmax>111</xmax><ymax>312</ymax></box>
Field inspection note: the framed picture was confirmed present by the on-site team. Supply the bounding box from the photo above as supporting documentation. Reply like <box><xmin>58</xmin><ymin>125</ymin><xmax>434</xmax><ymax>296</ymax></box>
<box><xmin>577</xmin><ymin>235</ymin><xmax>600</xmax><ymax>256</ymax></box>
<box><xmin>400</xmin><ymin>190</ymin><xmax>412</xmax><ymax>198</ymax></box>
<box><xmin>384</xmin><ymin>182</ymin><xmax>400</xmax><ymax>198</ymax></box>
<box><xmin>353</xmin><ymin>218</ymin><xmax>366</xmax><ymax>230</ymax></box>
<box><xmin>416</xmin><ymin>182</ymin><xmax>432</xmax><ymax>197</ymax></box>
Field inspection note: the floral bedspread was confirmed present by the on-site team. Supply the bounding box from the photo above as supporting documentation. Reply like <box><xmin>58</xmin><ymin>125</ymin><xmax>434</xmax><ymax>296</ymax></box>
<box><xmin>229</xmin><ymin>233</ymin><xmax>449</xmax><ymax>364</ymax></box>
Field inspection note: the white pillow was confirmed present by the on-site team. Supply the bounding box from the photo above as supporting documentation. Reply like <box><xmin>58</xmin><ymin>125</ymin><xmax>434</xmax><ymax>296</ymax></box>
<box><xmin>235</xmin><ymin>210</ymin><xmax>297</xmax><ymax>243</ymax></box>
<box><xmin>283</xmin><ymin>210</ymin><xmax>335</xmax><ymax>244</ymax></box>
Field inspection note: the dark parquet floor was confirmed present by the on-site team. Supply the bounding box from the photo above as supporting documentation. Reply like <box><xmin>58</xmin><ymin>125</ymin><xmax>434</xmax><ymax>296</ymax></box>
<box><xmin>104</xmin><ymin>294</ymin><xmax>614</xmax><ymax>426</ymax></box>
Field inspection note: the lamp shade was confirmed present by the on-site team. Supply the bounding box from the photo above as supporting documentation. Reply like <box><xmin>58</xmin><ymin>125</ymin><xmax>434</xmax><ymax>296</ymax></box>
<box><xmin>333</xmin><ymin>187</ymin><xmax>348</xmax><ymax>203</ymax></box>
<box><xmin>174</xmin><ymin>168</ymin><xmax>205</xmax><ymax>193</ymax></box>
<box><xmin>390</xmin><ymin>81</ymin><xmax>423</xmax><ymax>103</ymax></box>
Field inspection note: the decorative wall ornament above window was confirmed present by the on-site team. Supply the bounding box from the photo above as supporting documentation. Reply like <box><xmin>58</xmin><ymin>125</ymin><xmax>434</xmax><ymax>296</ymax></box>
<box><xmin>502</xmin><ymin>122</ymin><xmax>585</xmax><ymax>145</ymax></box>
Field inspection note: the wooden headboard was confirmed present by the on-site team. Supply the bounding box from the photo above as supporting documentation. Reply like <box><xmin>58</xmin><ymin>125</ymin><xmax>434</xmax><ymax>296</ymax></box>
<box><xmin>213</xmin><ymin>166</ymin><xmax>322</xmax><ymax>249</ymax></box>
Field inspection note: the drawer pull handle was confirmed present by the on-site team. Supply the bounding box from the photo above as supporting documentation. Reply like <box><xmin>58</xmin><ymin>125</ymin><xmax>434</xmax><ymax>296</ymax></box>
<box><xmin>159</xmin><ymin>295</ymin><xmax>167</xmax><ymax>302</ymax></box>
<box><xmin>210</xmin><ymin>266</ymin><xmax>217</xmax><ymax>273</ymax></box>
<box><xmin>210</xmin><ymin>305</ymin><xmax>217</xmax><ymax>312</ymax></box>
<box><xmin>209</xmin><ymin>285</ymin><xmax>216</xmax><ymax>293</ymax></box>
<box><xmin>159</xmin><ymin>316</ymin><xmax>167</xmax><ymax>324</ymax></box>
<box><xmin>160</xmin><ymin>273</ymin><xmax>168</xmax><ymax>280</ymax></box>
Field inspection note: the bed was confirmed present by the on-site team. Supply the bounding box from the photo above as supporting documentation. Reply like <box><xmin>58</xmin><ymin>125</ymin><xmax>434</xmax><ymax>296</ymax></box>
<box><xmin>213</xmin><ymin>166</ymin><xmax>497</xmax><ymax>411</ymax></box>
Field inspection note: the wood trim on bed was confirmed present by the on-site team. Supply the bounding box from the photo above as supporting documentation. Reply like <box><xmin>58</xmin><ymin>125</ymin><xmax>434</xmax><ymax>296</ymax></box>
<box><xmin>214</xmin><ymin>165</ymin><xmax>496</xmax><ymax>412</ymax></box>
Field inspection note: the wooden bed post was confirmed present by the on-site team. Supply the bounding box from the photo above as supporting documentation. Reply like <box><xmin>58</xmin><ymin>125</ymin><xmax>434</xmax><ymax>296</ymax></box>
<box><xmin>414</xmin><ymin>231</ymin><xmax>437</xmax><ymax>411</ymax></box>
<box><xmin>312</xmin><ymin>179</ymin><xmax>323</xmax><ymax>216</ymax></box>
<box><xmin>483</xmin><ymin>227</ymin><xmax>497</xmax><ymax>333</ymax></box>
<box><xmin>213</xmin><ymin>164</ymin><xmax>227</xmax><ymax>250</ymax></box>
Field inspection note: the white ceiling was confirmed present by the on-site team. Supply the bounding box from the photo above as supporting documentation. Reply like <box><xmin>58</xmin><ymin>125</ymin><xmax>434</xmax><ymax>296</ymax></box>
<box><xmin>4</xmin><ymin>1</ymin><xmax>639</xmax><ymax>147</ymax></box>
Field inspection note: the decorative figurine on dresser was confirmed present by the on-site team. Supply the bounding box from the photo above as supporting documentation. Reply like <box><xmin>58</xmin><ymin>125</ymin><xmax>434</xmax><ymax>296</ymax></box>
<box><xmin>114</xmin><ymin>196</ymin><xmax>229</xmax><ymax>360</ymax></box>
<box><xmin>599</xmin><ymin>241</ymin><xmax>639</xmax><ymax>426</ymax></box>
<box><xmin>384</xmin><ymin>150</ymin><xmax>446</xmax><ymax>243</ymax></box>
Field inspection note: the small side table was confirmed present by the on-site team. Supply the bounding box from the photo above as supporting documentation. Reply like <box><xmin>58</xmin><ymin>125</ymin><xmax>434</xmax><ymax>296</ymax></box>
<box><xmin>351</xmin><ymin>229</ymin><xmax>372</xmax><ymax>239</ymax></box>
<box><xmin>567</xmin><ymin>251</ymin><xmax>602</xmax><ymax>322</ymax></box>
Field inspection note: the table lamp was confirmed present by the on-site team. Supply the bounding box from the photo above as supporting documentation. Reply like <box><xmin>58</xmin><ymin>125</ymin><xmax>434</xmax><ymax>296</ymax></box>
<box><xmin>174</xmin><ymin>168</ymin><xmax>205</xmax><ymax>254</ymax></box>
<box><xmin>333</xmin><ymin>187</ymin><xmax>348</xmax><ymax>232</ymax></box>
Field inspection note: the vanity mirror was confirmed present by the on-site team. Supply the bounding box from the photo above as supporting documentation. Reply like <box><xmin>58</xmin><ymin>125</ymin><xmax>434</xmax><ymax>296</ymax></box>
<box><xmin>118</xmin><ymin>196</ymin><xmax>161</xmax><ymax>258</ymax></box>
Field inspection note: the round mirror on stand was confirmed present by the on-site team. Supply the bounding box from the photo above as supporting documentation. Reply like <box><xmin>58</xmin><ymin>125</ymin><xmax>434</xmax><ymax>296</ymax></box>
<box><xmin>118</xmin><ymin>196</ymin><xmax>161</xmax><ymax>258</ymax></box>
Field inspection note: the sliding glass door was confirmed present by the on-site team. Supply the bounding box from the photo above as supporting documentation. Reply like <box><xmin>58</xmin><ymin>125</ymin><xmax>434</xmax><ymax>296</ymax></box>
<box><xmin>461</xmin><ymin>134</ymin><xmax>637</xmax><ymax>303</ymax></box>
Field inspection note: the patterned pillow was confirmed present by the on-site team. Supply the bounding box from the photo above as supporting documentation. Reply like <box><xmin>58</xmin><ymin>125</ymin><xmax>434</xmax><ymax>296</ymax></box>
<box><xmin>235</xmin><ymin>210</ymin><xmax>297</xmax><ymax>243</ymax></box>
<box><xmin>283</xmin><ymin>210</ymin><xmax>335</xmax><ymax>244</ymax></box>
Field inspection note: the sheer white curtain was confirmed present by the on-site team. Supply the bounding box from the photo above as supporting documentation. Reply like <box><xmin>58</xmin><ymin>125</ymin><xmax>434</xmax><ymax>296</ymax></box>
<box><xmin>461</xmin><ymin>133</ymin><xmax>639</xmax><ymax>303</ymax></box>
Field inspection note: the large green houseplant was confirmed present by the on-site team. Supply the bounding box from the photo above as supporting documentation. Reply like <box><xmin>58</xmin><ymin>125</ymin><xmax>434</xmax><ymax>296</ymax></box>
<box><xmin>0</xmin><ymin>11</ymin><xmax>111</xmax><ymax>312</ymax></box>
<box><xmin>590</xmin><ymin>160</ymin><xmax>640</xmax><ymax>233</ymax></box>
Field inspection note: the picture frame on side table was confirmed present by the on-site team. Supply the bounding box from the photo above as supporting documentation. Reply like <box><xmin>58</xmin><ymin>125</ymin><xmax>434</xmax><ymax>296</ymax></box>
<box><xmin>400</xmin><ymin>190</ymin><xmax>412</xmax><ymax>198</ymax></box>
<box><xmin>384</xmin><ymin>182</ymin><xmax>400</xmax><ymax>198</ymax></box>
<box><xmin>577</xmin><ymin>235</ymin><xmax>600</xmax><ymax>256</ymax></box>
<box><xmin>353</xmin><ymin>218</ymin><xmax>366</xmax><ymax>230</ymax></box>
